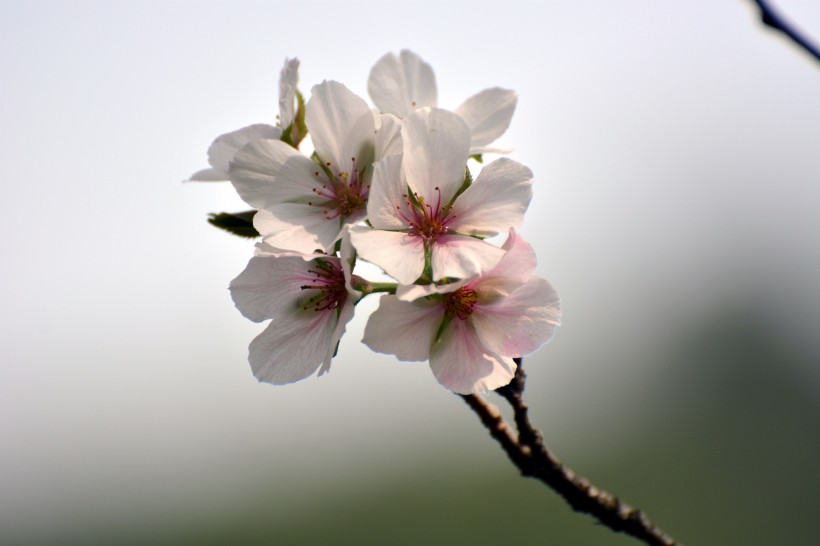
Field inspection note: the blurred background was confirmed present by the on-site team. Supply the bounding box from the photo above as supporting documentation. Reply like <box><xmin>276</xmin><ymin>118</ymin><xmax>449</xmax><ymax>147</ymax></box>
<box><xmin>2</xmin><ymin>1</ymin><xmax>819</xmax><ymax>544</ymax></box>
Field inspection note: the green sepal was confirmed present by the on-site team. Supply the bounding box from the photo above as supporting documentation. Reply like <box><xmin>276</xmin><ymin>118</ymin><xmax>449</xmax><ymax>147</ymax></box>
<box><xmin>207</xmin><ymin>210</ymin><xmax>260</xmax><ymax>238</ymax></box>
<box><xmin>470</xmin><ymin>154</ymin><xmax>483</xmax><ymax>163</ymax></box>
<box><xmin>311</xmin><ymin>151</ymin><xmax>336</xmax><ymax>180</ymax></box>
<box><xmin>293</xmin><ymin>90</ymin><xmax>308</xmax><ymax>147</ymax></box>
<box><xmin>280</xmin><ymin>90</ymin><xmax>308</xmax><ymax>149</ymax></box>
<box><xmin>419</xmin><ymin>245</ymin><xmax>434</xmax><ymax>284</ymax></box>
<box><xmin>433</xmin><ymin>315</ymin><xmax>453</xmax><ymax>344</ymax></box>
<box><xmin>446</xmin><ymin>166</ymin><xmax>473</xmax><ymax>209</ymax></box>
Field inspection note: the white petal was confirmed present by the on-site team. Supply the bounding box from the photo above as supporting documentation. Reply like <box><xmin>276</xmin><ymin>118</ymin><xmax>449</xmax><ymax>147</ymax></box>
<box><xmin>254</xmin><ymin>205</ymin><xmax>342</xmax><ymax>254</ymax></box>
<box><xmin>401</xmin><ymin>108</ymin><xmax>471</xmax><ymax>205</ymax></box>
<box><xmin>189</xmin><ymin>124</ymin><xmax>283</xmax><ymax>182</ymax></box>
<box><xmin>375</xmin><ymin>113</ymin><xmax>403</xmax><ymax>160</ymax></box>
<box><xmin>455</xmin><ymin>87</ymin><xmax>517</xmax><ymax>150</ymax></box>
<box><xmin>210</xmin><ymin>124</ymin><xmax>283</xmax><ymax>174</ymax></box>
<box><xmin>306</xmin><ymin>81</ymin><xmax>374</xmax><ymax>173</ymax></box>
<box><xmin>430</xmin><ymin>235</ymin><xmax>506</xmax><ymax>281</ymax></box>
<box><xmin>366</xmin><ymin>154</ymin><xmax>408</xmax><ymax>230</ymax></box>
<box><xmin>449</xmin><ymin>158</ymin><xmax>533</xmax><ymax>238</ymax></box>
<box><xmin>228</xmin><ymin>138</ymin><xmax>300</xmax><ymax>208</ymax></box>
<box><xmin>368</xmin><ymin>50</ymin><xmax>437</xmax><ymax>117</ymax></box>
<box><xmin>469</xmin><ymin>146</ymin><xmax>513</xmax><ymax>156</ymax></box>
<box><xmin>248</xmin><ymin>310</ymin><xmax>337</xmax><ymax>385</ymax></box>
<box><xmin>363</xmin><ymin>295</ymin><xmax>442</xmax><ymax>361</ymax></box>
<box><xmin>348</xmin><ymin>227</ymin><xmax>425</xmax><ymax>285</ymax></box>
<box><xmin>429</xmin><ymin>319</ymin><xmax>516</xmax><ymax>394</ymax></box>
<box><xmin>187</xmin><ymin>168</ymin><xmax>227</xmax><ymax>182</ymax></box>
<box><xmin>253</xmin><ymin>240</ymin><xmax>322</xmax><ymax>259</ymax></box>
<box><xmin>229</xmin><ymin>254</ymin><xmax>321</xmax><ymax>322</ymax></box>
<box><xmin>278</xmin><ymin>57</ymin><xmax>300</xmax><ymax>129</ymax></box>
<box><xmin>272</xmin><ymin>153</ymin><xmax>334</xmax><ymax>204</ymax></box>
<box><xmin>472</xmin><ymin>276</ymin><xmax>561</xmax><ymax>357</ymax></box>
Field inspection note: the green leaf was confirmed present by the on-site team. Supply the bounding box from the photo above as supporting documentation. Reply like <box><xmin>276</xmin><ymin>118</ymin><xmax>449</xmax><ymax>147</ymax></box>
<box><xmin>445</xmin><ymin>166</ymin><xmax>473</xmax><ymax>209</ymax></box>
<box><xmin>469</xmin><ymin>154</ymin><xmax>483</xmax><ymax>163</ymax></box>
<box><xmin>207</xmin><ymin>210</ymin><xmax>260</xmax><ymax>238</ymax></box>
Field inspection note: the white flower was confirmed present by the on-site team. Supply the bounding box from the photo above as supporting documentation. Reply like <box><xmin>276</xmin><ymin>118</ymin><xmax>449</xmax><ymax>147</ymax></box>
<box><xmin>349</xmin><ymin>107</ymin><xmax>533</xmax><ymax>284</ymax></box>
<box><xmin>229</xmin><ymin>233</ymin><xmax>360</xmax><ymax>385</ymax></box>
<box><xmin>229</xmin><ymin>80</ymin><xmax>378</xmax><ymax>254</ymax></box>
<box><xmin>363</xmin><ymin>230</ymin><xmax>561</xmax><ymax>394</ymax></box>
<box><xmin>187</xmin><ymin>57</ymin><xmax>299</xmax><ymax>182</ymax></box>
<box><xmin>368</xmin><ymin>50</ymin><xmax>517</xmax><ymax>155</ymax></box>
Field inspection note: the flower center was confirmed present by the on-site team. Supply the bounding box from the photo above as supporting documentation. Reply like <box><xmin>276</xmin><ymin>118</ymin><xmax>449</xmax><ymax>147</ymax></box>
<box><xmin>444</xmin><ymin>287</ymin><xmax>478</xmax><ymax>320</ymax></box>
<box><xmin>299</xmin><ymin>259</ymin><xmax>347</xmax><ymax>312</ymax></box>
<box><xmin>398</xmin><ymin>186</ymin><xmax>455</xmax><ymax>240</ymax></box>
<box><xmin>307</xmin><ymin>157</ymin><xmax>369</xmax><ymax>221</ymax></box>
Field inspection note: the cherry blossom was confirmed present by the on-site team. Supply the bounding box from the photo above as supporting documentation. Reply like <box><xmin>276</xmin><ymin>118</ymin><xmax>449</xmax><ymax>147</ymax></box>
<box><xmin>229</xmin><ymin>80</ymin><xmax>378</xmax><ymax>253</ymax></box>
<box><xmin>363</xmin><ymin>230</ymin><xmax>561</xmax><ymax>394</ymax></box>
<box><xmin>188</xmin><ymin>58</ymin><xmax>300</xmax><ymax>182</ymax></box>
<box><xmin>368</xmin><ymin>50</ymin><xmax>517</xmax><ymax>155</ymax></box>
<box><xmin>228</xmin><ymin>234</ymin><xmax>360</xmax><ymax>385</ymax></box>
<box><xmin>349</xmin><ymin>107</ymin><xmax>533</xmax><ymax>284</ymax></box>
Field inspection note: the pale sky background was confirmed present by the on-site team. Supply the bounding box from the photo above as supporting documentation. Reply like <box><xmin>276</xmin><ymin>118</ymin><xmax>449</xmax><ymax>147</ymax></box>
<box><xmin>2</xmin><ymin>1</ymin><xmax>819</xmax><ymax>545</ymax></box>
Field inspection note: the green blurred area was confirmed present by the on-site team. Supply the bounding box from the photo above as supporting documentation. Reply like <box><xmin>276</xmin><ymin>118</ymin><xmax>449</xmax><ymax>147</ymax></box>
<box><xmin>33</xmin><ymin>305</ymin><xmax>818</xmax><ymax>546</ymax></box>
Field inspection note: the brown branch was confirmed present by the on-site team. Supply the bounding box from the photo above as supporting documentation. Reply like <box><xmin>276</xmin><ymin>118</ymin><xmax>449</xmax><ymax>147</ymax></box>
<box><xmin>750</xmin><ymin>0</ymin><xmax>820</xmax><ymax>64</ymax></box>
<box><xmin>460</xmin><ymin>360</ymin><xmax>680</xmax><ymax>546</ymax></box>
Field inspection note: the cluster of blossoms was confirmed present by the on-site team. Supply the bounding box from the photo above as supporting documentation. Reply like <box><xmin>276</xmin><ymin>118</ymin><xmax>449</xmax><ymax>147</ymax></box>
<box><xmin>191</xmin><ymin>51</ymin><xmax>561</xmax><ymax>394</ymax></box>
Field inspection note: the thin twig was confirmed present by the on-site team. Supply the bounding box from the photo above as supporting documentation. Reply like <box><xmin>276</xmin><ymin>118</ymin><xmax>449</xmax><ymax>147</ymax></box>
<box><xmin>751</xmin><ymin>0</ymin><xmax>820</xmax><ymax>63</ymax></box>
<box><xmin>460</xmin><ymin>360</ymin><xmax>679</xmax><ymax>546</ymax></box>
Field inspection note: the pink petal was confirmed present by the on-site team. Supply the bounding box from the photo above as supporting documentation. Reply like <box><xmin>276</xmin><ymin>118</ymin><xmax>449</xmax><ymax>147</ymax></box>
<box><xmin>430</xmin><ymin>234</ymin><xmax>506</xmax><ymax>281</ymax></box>
<box><xmin>429</xmin><ymin>319</ymin><xmax>517</xmax><ymax>394</ymax></box>
<box><xmin>248</xmin><ymin>309</ymin><xmax>338</xmax><ymax>385</ymax></box>
<box><xmin>363</xmin><ymin>295</ymin><xmax>442</xmax><ymax>361</ymax></box>
<box><xmin>320</xmin><ymin>297</ymin><xmax>357</xmax><ymax>376</ymax></box>
<box><xmin>473</xmin><ymin>230</ymin><xmax>538</xmax><ymax>294</ymax></box>
<box><xmin>395</xmin><ymin>280</ymin><xmax>465</xmax><ymax>302</ymax></box>
<box><xmin>472</xmin><ymin>276</ymin><xmax>561</xmax><ymax>357</ymax></box>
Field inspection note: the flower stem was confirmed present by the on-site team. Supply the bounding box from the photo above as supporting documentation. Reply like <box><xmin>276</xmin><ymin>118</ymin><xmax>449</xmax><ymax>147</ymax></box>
<box><xmin>358</xmin><ymin>281</ymin><xmax>398</xmax><ymax>296</ymax></box>
<box><xmin>460</xmin><ymin>360</ymin><xmax>680</xmax><ymax>546</ymax></box>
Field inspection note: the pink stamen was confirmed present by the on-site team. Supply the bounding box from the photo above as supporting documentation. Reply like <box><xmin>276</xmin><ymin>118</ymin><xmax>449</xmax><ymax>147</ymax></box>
<box><xmin>298</xmin><ymin>260</ymin><xmax>347</xmax><ymax>312</ymax></box>
<box><xmin>306</xmin><ymin>157</ymin><xmax>369</xmax><ymax>221</ymax></box>
<box><xmin>402</xmin><ymin>186</ymin><xmax>454</xmax><ymax>241</ymax></box>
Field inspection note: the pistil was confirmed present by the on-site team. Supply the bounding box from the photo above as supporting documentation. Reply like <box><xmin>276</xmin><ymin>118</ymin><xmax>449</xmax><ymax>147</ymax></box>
<box><xmin>444</xmin><ymin>287</ymin><xmax>478</xmax><ymax>320</ymax></box>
